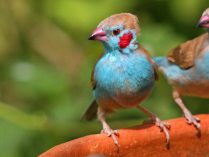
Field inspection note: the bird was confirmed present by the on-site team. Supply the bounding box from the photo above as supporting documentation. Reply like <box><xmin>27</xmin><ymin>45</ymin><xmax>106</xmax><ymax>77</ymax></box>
<box><xmin>83</xmin><ymin>13</ymin><xmax>170</xmax><ymax>147</ymax></box>
<box><xmin>154</xmin><ymin>8</ymin><xmax>209</xmax><ymax>135</ymax></box>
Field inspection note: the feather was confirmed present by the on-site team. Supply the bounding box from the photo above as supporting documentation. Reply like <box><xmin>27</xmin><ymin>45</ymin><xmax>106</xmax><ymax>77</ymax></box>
<box><xmin>139</xmin><ymin>45</ymin><xmax>159</xmax><ymax>80</ymax></box>
<box><xmin>98</xmin><ymin>13</ymin><xmax>140</xmax><ymax>35</ymax></box>
<box><xmin>167</xmin><ymin>33</ymin><xmax>208</xmax><ymax>69</ymax></box>
<box><xmin>82</xmin><ymin>100</ymin><xmax>98</xmax><ymax>121</ymax></box>
<box><xmin>90</xmin><ymin>53</ymin><xmax>104</xmax><ymax>90</ymax></box>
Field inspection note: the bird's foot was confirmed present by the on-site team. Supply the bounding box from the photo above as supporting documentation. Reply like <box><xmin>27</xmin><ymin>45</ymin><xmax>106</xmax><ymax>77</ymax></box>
<box><xmin>101</xmin><ymin>127</ymin><xmax>119</xmax><ymax>146</ymax></box>
<box><xmin>184</xmin><ymin>110</ymin><xmax>201</xmax><ymax>136</ymax></box>
<box><xmin>152</xmin><ymin>117</ymin><xmax>171</xmax><ymax>147</ymax></box>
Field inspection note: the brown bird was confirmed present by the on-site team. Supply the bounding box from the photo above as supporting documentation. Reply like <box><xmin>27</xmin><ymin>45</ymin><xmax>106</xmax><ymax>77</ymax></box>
<box><xmin>83</xmin><ymin>13</ymin><xmax>170</xmax><ymax>147</ymax></box>
<box><xmin>154</xmin><ymin>8</ymin><xmax>209</xmax><ymax>135</ymax></box>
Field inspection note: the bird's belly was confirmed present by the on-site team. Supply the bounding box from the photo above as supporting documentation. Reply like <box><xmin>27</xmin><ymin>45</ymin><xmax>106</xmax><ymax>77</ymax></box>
<box><xmin>94</xmin><ymin>53</ymin><xmax>155</xmax><ymax>110</ymax></box>
<box><xmin>175</xmin><ymin>81</ymin><xmax>209</xmax><ymax>98</ymax></box>
<box><xmin>167</xmin><ymin>51</ymin><xmax>209</xmax><ymax>98</ymax></box>
<box><xmin>170</xmin><ymin>69</ymin><xmax>209</xmax><ymax>98</ymax></box>
<box><xmin>94</xmin><ymin>76</ymin><xmax>153</xmax><ymax>110</ymax></box>
<box><xmin>94</xmin><ymin>89</ymin><xmax>151</xmax><ymax>112</ymax></box>
<box><xmin>181</xmin><ymin>51</ymin><xmax>209</xmax><ymax>98</ymax></box>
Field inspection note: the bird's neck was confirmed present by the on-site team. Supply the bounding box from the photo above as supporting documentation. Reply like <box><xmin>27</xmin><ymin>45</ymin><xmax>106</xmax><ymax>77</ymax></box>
<box><xmin>103</xmin><ymin>43</ymin><xmax>114</xmax><ymax>53</ymax></box>
<box><xmin>103</xmin><ymin>43</ymin><xmax>138</xmax><ymax>54</ymax></box>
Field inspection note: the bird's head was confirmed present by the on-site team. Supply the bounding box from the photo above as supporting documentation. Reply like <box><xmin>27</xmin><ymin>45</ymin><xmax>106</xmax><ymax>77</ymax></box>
<box><xmin>198</xmin><ymin>8</ymin><xmax>209</xmax><ymax>29</ymax></box>
<box><xmin>89</xmin><ymin>13</ymin><xmax>140</xmax><ymax>53</ymax></box>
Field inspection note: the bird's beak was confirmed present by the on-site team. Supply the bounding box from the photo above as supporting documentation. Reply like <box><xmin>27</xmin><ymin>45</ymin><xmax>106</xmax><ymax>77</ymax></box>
<box><xmin>88</xmin><ymin>28</ymin><xmax>107</xmax><ymax>41</ymax></box>
<box><xmin>197</xmin><ymin>15</ymin><xmax>209</xmax><ymax>28</ymax></box>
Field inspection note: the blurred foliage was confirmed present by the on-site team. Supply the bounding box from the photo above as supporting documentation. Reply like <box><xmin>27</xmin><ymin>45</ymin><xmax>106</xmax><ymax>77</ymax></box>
<box><xmin>0</xmin><ymin>0</ymin><xmax>209</xmax><ymax>156</ymax></box>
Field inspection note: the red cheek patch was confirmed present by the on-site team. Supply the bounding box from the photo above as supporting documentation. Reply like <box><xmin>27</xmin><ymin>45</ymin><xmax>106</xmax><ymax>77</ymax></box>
<box><xmin>119</xmin><ymin>32</ymin><xmax>133</xmax><ymax>49</ymax></box>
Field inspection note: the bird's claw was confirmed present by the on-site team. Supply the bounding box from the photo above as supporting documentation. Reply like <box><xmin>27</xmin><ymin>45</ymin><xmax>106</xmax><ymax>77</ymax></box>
<box><xmin>154</xmin><ymin>117</ymin><xmax>170</xmax><ymax>147</ymax></box>
<box><xmin>184</xmin><ymin>111</ymin><xmax>201</xmax><ymax>136</ymax></box>
<box><xmin>101</xmin><ymin>128</ymin><xmax>119</xmax><ymax>146</ymax></box>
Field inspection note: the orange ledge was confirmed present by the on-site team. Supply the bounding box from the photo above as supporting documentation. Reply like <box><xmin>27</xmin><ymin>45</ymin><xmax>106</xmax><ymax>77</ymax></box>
<box><xmin>39</xmin><ymin>114</ymin><xmax>209</xmax><ymax>157</ymax></box>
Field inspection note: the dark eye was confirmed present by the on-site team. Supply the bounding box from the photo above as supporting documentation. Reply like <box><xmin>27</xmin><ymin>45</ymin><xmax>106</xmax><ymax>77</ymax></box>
<box><xmin>112</xmin><ymin>29</ymin><xmax>120</xmax><ymax>36</ymax></box>
<box><xmin>202</xmin><ymin>20</ymin><xmax>209</xmax><ymax>24</ymax></box>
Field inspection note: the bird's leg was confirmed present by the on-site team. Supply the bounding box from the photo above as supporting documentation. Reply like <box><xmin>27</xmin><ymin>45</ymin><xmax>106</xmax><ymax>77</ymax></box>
<box><xmin>97</xmin><ymin>107</ymin><xmax>119</xmax><ymax>146</ymax></box>
<box><xmin>173</xmin><ymin>90</ymin><xmax>201</xmax><ymax>135</ymax></box>
<box><xmin>136</xmin><ymin>105</ymin><xmax>170</xmax><ymax>146</ymax></box>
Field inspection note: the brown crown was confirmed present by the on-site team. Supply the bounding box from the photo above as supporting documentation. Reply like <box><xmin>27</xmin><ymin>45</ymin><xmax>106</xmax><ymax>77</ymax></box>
<box><xmin>202</xmin><ymin>8</ymin><xmax>209</xmax><ymax>16</ymax></box>
<box><xmin>97</xmin><ymin>13</ymin><xmax>140</xmax><ymax>35</ymax></box>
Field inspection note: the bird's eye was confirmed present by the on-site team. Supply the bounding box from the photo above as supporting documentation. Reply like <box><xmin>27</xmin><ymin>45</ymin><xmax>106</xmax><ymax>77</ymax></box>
<box><xmin>112</xmin><ymin>29</ymin><xmax>120</xmax><ymax>36</ymax></box>
<box><xmin>202</xmin><ymin>20</ymin><xmax>209</xmax><ymax>24</ymax></box>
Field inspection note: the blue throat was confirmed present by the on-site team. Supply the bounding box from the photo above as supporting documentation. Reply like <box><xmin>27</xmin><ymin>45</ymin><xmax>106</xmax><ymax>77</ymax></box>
<box><xmin>102</xmin><ymin>42</ymin><xmax>138</xmax><ymax>54</ymax></box>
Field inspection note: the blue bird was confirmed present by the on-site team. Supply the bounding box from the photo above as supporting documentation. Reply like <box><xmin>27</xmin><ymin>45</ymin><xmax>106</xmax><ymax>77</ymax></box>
<box><xmin>83</xmin><ymin>13</ymin><xmax>170</xmax><ymax>146</ymax></box>
<box><xmin>154</xmin><ymin>8</ymin><xmax>209</xmax><ymax>134</ymax></box>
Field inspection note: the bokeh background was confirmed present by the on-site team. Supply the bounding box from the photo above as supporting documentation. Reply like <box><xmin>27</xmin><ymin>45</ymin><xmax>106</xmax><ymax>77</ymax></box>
<box><xmin>0</xmin><ymin>0</ymin><xmax>209</xmax><ymax>156</ymax></box>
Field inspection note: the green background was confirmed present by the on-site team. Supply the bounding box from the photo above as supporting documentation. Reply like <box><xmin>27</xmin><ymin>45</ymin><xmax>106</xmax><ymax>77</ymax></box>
<box><xmin>0</xmin><ymin>0</ymin><xmax>208</xmax><ymax>156</ymax></box>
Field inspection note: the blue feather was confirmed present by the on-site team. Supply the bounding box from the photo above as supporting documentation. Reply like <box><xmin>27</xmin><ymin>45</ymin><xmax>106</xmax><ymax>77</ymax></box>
<box><xmin>94</xmin><ymin>50</ymin><xmax>155</xmax><ymax>108</ymax></box>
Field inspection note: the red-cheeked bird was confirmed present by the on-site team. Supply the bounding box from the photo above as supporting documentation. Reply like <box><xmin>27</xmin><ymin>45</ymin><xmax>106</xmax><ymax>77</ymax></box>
<box><xmin>154</xmin><ymin>8</ymin><xmax>209</xmax><ymax>135</ymax></box>
<box><xmin>83</xmin><ymin>13</ymin><xmax>170</xmax><ymax>147</ymax></box>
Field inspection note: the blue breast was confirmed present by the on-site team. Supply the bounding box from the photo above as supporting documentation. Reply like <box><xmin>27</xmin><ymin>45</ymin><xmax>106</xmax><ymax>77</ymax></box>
<box><xmin>94</xmin><ymin>50</ymin><xmax>155</xmax><ymax>106</ymax></box>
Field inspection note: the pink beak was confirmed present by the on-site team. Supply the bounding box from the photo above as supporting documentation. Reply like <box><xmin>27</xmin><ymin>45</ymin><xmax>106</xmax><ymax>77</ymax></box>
<box><xmin>89</xmin><ymin>28</ymin><xmax>107</xmax><ymax>41</ymax></box>
<box><xmin>198</xmin><ymin>15</ymin><xmax>209</xmax><ymax>28</ymax></box>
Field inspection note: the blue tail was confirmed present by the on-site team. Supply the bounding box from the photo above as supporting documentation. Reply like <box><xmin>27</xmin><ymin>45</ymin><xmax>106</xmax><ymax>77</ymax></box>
<box><xmin>153</xmin><ymin>56</ymin><xmax>171</xmax><ymax>68</ymax></box>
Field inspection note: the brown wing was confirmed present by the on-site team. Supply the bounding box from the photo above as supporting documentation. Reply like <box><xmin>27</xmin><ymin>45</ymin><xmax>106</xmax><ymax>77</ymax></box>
<box><xmin>82</xmin><ymin>100</ymin><xmax>98</xmax><ymax>121</ymax></box>
<box><xmin>168</xmin><ymin>33</ymin><xmax>208</xmax><ymax>69</ymax></box>
<box><xmin>91</xmin><ymin>68</ymin><xmax>96</xmax><ymax>90</ymax></box>
<box><xmin>139</xmin><ymin>45</ymin><xmax>159</xmax><ymax>80</ymax></box>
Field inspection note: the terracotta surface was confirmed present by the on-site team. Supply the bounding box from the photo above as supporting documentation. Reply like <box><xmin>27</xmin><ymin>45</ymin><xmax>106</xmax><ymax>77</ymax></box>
<box><xmin>39</xmin><ymin>114</ymin><xmax>209</xmax><ymax>157</ymax></box>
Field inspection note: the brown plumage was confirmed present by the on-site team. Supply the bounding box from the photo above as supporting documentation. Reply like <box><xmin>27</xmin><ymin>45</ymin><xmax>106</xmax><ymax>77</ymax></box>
<box><xmin>139</xmin><ymin>45</ymin><xmax>159</xmax><ymax>80</ymax></box>
<box><xmin>98</xmin><ymin>13</ymin><xmax>140</xmax><ymax>35</ymax></box>
<box><xmin>168</xmin><ymin>33</ymin><xmax>208</xmax><ymax>69</ymax></box>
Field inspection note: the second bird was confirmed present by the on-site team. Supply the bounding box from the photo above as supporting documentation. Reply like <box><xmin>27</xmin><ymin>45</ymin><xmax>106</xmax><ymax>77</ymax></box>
<box><xmin>83</xmin><ymin>13</ymin><xmax>170</xmax><ymax>147</ymax></box>
<box><xmin>154</xmin><ymin>8</ymin><xmax>209</xmax><ymax>135</ymax></box>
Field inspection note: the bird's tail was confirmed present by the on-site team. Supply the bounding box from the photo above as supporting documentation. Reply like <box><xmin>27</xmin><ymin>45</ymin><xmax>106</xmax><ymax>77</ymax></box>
<box><xmin>82</xmin><ymin>100</ymin><xmax>98</xmax><ymax>121</ymax></box>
